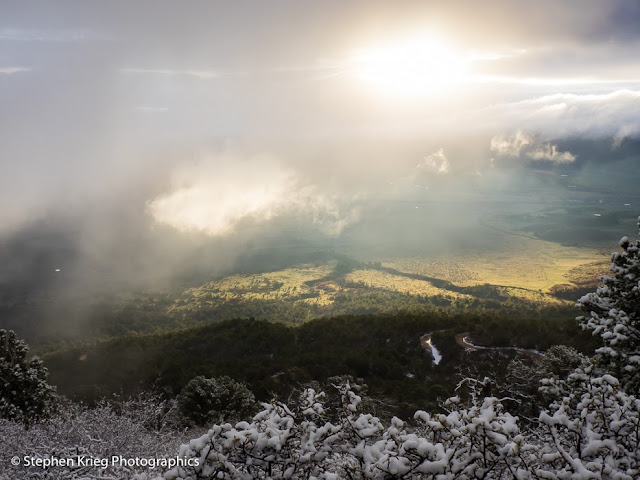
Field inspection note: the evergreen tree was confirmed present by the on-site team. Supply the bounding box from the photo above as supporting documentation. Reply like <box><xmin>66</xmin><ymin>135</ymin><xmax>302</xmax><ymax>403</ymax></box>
<box><xmin>577</xmin><ymin>216</ymin><xmax>640</xmax><ymax>393</ymax></box>
<box><xmin>0</xmin><ymin>329</ymin><xmax>57</xmax><ymax>427</ymax></box>
<box><xmin>176</xmin><ymin>375</ymin><xmax>255</xmax><ymax>426</ymax></box>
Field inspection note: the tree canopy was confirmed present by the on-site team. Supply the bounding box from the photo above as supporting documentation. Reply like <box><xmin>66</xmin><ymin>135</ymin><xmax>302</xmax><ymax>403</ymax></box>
<box><xmin>0</xmin><ymin>329</ymin><xmax>57</xmax><ymax>427</ymax></box>
<box><xmin>577</xmin><ymin>216</ymin><xmax>640</xmax><ymax>393</ymax></box>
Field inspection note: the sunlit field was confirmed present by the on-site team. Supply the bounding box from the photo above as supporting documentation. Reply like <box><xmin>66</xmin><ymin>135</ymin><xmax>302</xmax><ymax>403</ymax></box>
<box><xmin>174</xmin><ymin>263</ymin><xmax>335</xmax><ymax>303</ymax></box>
<box><xmin>346</xmin><ymin>269</ymin><xmax>472</xmax><ymax>299</ymax></box>
<box><xmin>382</xmin><ymin>236</ymin><xmax>608</xmax><ymax>293</ymax></box>
<box><xmin>166</xmin><ymin>237</ymin><xmax>606</xmax><ymax>324</ymax></box>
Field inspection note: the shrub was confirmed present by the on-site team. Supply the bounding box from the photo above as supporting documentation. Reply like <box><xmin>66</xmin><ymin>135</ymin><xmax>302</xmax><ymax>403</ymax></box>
<box><xmin>176</xmin><ymin>376</ymin><xmax>256</xmax><ymax>426</ymax></box>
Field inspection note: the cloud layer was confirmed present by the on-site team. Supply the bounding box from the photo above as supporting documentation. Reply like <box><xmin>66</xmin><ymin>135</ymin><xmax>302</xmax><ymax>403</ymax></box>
<box><xmin>147</xmin><ymin>151</ymin><xmax>360</xmax><ymax>237</ymax></box>
<box><xmin>477</xmin><ymin>90</ymin><xmax>640</xmax><ymax>140</ymax></box>
<box><xmin>1</xmin><ymin>0</ymin><xmax>639</xmax><ymax>276</ymax></box>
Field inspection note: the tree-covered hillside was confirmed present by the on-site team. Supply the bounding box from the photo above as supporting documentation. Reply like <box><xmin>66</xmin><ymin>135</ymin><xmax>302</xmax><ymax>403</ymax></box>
<box><xmin>44</xmin><ymin>308</ymin><xmax>597</xmax><ymax>417</ymax></box>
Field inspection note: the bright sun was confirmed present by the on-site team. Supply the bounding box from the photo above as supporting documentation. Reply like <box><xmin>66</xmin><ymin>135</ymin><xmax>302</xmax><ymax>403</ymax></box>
<box><xmin>351</xmin><ymin>34</ymin><xmax>467</xmax><ymax>98</ymax></box>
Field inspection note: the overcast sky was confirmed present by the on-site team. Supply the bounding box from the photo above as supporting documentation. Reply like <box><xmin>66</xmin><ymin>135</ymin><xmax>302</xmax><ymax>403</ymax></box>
<box><xmin>2</xmin><ymin>0</ymin><xmax>640</xmax><ymax>239</ymax></box>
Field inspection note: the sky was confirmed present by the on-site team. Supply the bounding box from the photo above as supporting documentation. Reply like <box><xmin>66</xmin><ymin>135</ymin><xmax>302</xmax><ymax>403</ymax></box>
<box><xmin>1</xmin><ymin>0</ymin><xmax>640</xmax><ymax>285</ymax></box>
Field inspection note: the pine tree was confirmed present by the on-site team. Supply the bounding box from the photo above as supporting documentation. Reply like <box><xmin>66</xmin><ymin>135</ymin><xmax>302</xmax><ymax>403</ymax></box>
<box><xmin>0</xmin><ymin>329</ymin><xmax>57</xmax><ymax>427</ymax></box>
<box><xmin>577</xmin><ymin>216</ymin><xmax>640</xmax><ymax>393</ymax></box>
<box><xmin>176</xmin><ymin>375</ymin><xmax>255</xmax><ymax>426</ymax></box>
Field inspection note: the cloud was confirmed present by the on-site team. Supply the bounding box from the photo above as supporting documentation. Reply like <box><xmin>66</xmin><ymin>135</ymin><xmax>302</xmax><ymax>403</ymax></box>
<box><xmin>134</xmin><ymin>106</ymin><xmax>169</xmax><ymax>113</ymax></box>
<box><xmin>0</xmin><ymin>67</ymin><xmax>31</xmax><ymax>75</ymax></box>
<box><xmin>613</xmin><ymin>125</ymin><xmax>640</xmax><ymax>149</ymax></box>
<box><xmin>478</xmin><ymin>89</ymin><xmax>640</xmax><ymax>140</ymax></box>
<box><xmin>0</xmin><ymin>28</ymin><xmax>98</xmax><ymax>42</ymax></box>
<box><xmin>466</xmin><ymin>48</ymin><xmax>528</xmax><ymax>63</ymax></box>
<box><xmin>120</xmin><ymin>68</ymin><xmax>221</xmax><ymax>79</ymax></box>
<box><xmin>490</xmin><ymin>132</ymin><xmax>575</xmax><ymax>163</ymax></box>
<box><xmin>417</xmin><ymin>148</ymin><xmax>450</xmax><ymax>174</ymax></box>
<box><xmin>470</xmin><ymin>75</ymin><xmax>640</xmax><ymax>87</ymax></box>
<box><xmin>490</xmin><ymin>131</ymin><xmax>533</xmax><ymax>157</ymax></box>
<box><xmin>526</xmin><ymin>144</ymin><xmax>576</xmax><ymax>163</ymax></box>
<box><xmin>146</xmin><ymin>151</ymin><xmax>359</xmax><ymax>237</ymax></box>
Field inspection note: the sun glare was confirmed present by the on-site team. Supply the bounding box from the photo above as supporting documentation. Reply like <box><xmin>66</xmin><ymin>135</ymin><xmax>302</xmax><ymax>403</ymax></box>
<box><xmin>351</xmin><ymin>34</ymin><xmax>467</xmax><ymax>98</ymax></box>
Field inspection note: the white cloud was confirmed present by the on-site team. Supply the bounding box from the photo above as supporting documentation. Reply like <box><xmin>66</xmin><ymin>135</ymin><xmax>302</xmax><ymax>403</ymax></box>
<box><xmin>490</xmin><ymin>131</ymin><xmax>533</xmax><ymax>157</ymax></box>
<box><xmin>417</xmin><ymin>148</ymin><xmax>450</xmax><ymax>174</ymax></box>
<box><xmin>471</xmin><ymin>74</ymin><xmax>638</xmax><ymax>87</ymax></box>
<box><xmin>121</xmin><ymin>68</ymin><xmax>220</xmax><ymax>79</ymax></box>
<box><xmin>147</xmin><ymin>152</ymin><xmax>358</xmax><ymax>237</ymax></box>
<box><xmin>134</xmin><ymin>106</ymin><xmax>169</xmax><ymax>113</ymax></box>
<box><xmin>478</xmin><ymin>89</ymin><xmax>640</xmax><ymax>139</ymax></box>
<box><xmin>0</xmin><ymin>67</ymin><xmax>31</xmax><ymax>75</ymax></box>
<box><xmin>613</xmin><ymin>125</ymin><xmax>640</xmax><ymax>149</ymax></box>
<box><xmin>0</xmin><ymin>28</ymin><xmax>97</xmax><ymax>42</ymax></box>
<box><xmin>526</xmin><ymin>144</ymin><xmax>576</xmax><ymax>163</ymax></box>
<box><xmin>466</xmin><ymin>48</ymin><xmax>527</xmax><ymax>63</ymax></box>
<box><xmin>490</xmin><ymin>132</ymin><xmax>575</xmax><ymax>163</ymax></box>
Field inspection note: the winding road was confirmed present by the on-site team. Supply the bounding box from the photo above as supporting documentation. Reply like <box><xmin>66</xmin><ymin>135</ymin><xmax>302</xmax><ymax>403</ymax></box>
<box><xmin>420</xmin><ymin>331</ymin><xmax>545</xmax><ymax>364</ymax></box>
<box><xmin>455</xmin><ymin>332</ymin><xmax>545</xmax><ymax>360</ymax></box>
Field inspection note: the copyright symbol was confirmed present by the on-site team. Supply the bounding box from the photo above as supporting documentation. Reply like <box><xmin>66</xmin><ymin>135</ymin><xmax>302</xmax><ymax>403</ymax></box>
<box><xmin>11</xmin><ymin>456</ymin><xmax>20</xmax><ymax>466</ymax></box>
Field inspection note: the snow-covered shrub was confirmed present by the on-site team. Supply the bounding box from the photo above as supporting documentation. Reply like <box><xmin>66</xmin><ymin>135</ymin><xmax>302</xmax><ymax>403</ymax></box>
<box><xmin>577</xmin><ymin>216</ymin><xmax>640</xmax><ymax>393</ymax></box>
<box><xmin>176</xmin><ymin>376</ymin><xmax>256</xmax><ymax>427</ymax></box>
<box><xmin>410</xmin><ymin>396</ymin><xmax>537</xmax><ymax>479</ymax></box>
<box><xmin>538</xmin><ymin>371</ymin><xmax>640</xmax><ymax>479</ymax></box>
<box><xmin>164</xmin><ymin>376</ymin><xmax>640</xmax><ymax>480</ymax></box>
<box><xmin>165</xmin><ymin>387</ymin><xmax>343</xmax><ymax>479</ymax></box>
<box><xmin>505</xmin><ymin>346</ymin><xmax>585</xmax><ymax>419</ymax></box>
<box><xmin>0</xmin><ymin>392</ymin><xmax>188</xmax><ymax>480</ymax></box>
<box><xmin>164</xmin><ymin>381</ymin><xmax>540</xmax><ymax>479</ymax></box>
<box><xmin>0</xmin><ymin>329</ymin><xmax>57</xmax><ymax>427</ymax></box>
<box><xmin>543</xmin><ymin>345</ymin><xmax>585</xmax><ymax>378</ymax></box>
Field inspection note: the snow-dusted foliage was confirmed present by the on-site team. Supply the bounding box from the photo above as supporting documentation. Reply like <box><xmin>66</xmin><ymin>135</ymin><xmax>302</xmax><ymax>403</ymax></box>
<box><xmin>0</xmin><ymin>329</ymin><xmax>57</xmax><ymax>427</ymax></box>
<box><xmin>538</xmin><ymin>371</ymin><xmax>640</xmax><ymax>479</ymax></box>
<box><xmin>164</xmin><ymin>378</ymin><xmax>640</xmax><ymax>480</ymax></box>
<box><xmin>409</xmin><ymin>396</ymin><xmax>537</xmax><ymax>478</ymax></box>
<box><xmin>577</xmin><ymin>216</ymin><xmax>640</xmax><ymax>393</ymax></box>
<box><xmin>505</xmin><ymin>346</ymin><xmax>586</xmax><ymax>419</ymax></box>
<box><xmin>165</xmin><ymin>387</ymin><xmax>342</xmax><ymax>480</ymax></box>
<box><xmin>0</xmin><ymin>393</ymin><xmax>188</xmax><ymax>480</ymax></box>
<box><xmin>2</xmin><ymin>378</ymin><xmax>636</xmax><ymax>479</ymax></box>
<box><xmin>165</xmin><ymin>381</ymin><xmax>540</xmax><ymax>479</ymax></box>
